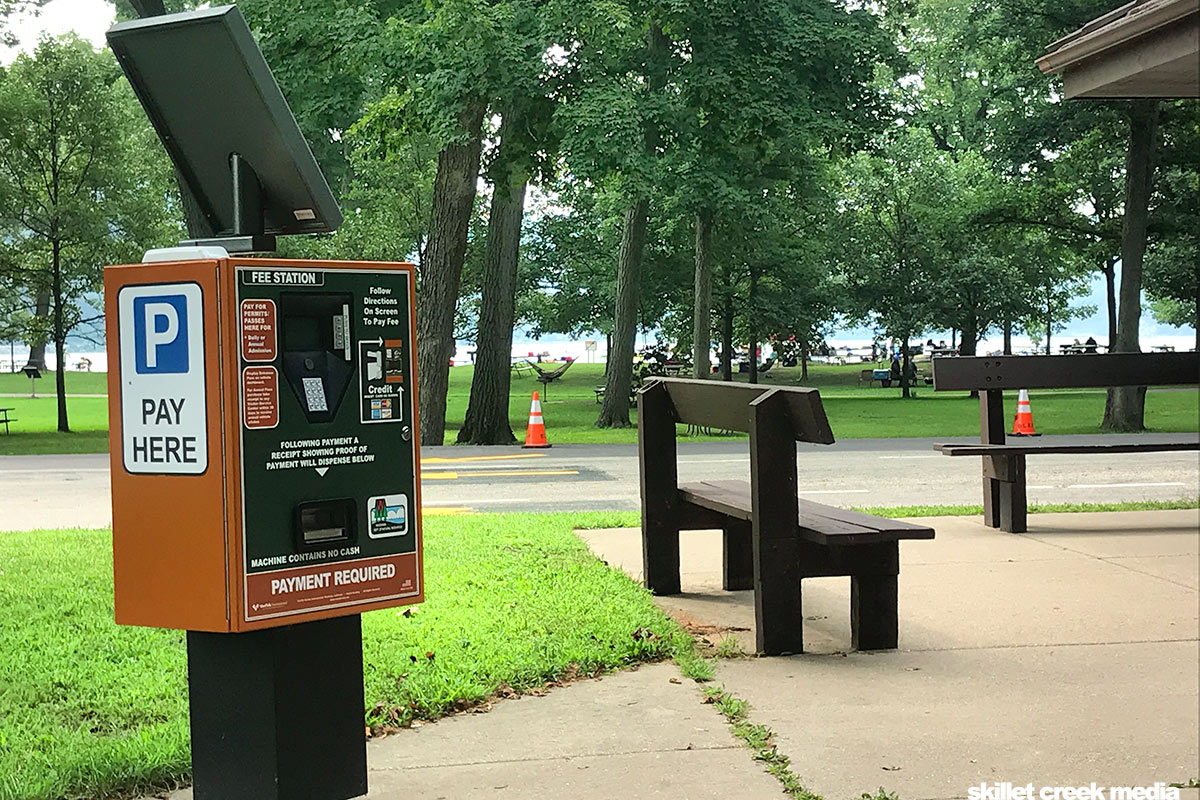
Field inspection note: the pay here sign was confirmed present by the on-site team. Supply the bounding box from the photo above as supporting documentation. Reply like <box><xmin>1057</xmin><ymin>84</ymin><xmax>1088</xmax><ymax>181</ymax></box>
<box><xmin>117</xmin><ymin>283</ymin><xmax>208</xmax><ymax>474</ymax></box>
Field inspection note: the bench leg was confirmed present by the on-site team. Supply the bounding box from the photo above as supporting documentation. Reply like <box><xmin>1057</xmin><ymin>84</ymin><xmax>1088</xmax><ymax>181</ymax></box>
<box><xmin>851</xmin><ymin>573</ymin><xmax>898</xmax><ymax>651</ymax></box>
<box><xmin>982</xmin><ymin>475</ymin><xmax>1002</xmax><ymax>527</ymax></box>
<box><xmin>642</xmin><ymin>518</ymin><xmax>681</xmax><ymax>596</ymax></box>
<box><xmin>997</xmin><ymin>455</ymin><xmax>1027</xmax><ymax>533</ymax></box>
<box><xmin>722</xmin><ymin>520</ymin><xmax>753</xmax><ymax>591</ymax></box>
<box><xmin>753</xmin><ymin>537</ymin><xmax>804</xmax><ymax>656</ymax></box>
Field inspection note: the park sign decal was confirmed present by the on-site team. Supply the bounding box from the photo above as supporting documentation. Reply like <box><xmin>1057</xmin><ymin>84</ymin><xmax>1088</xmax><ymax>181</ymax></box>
<box><xmin>117</xmin><ymin>282</ymin><xmax>208</xmax><ymax>474</ymax></box>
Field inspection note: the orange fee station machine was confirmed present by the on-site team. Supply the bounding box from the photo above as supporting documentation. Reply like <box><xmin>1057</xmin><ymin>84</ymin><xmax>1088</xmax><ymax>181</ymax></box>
<box><xmin>104</xmin><ymin>8</ymin><xmax>421</xmax><ymax>799</ymax></box>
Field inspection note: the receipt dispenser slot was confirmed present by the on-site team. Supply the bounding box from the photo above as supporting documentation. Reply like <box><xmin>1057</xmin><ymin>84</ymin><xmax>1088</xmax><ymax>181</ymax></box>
<box><xmin>296</xmin><ymin>499</ymin><xmax>355</xmax><ymax>547</ymax></box>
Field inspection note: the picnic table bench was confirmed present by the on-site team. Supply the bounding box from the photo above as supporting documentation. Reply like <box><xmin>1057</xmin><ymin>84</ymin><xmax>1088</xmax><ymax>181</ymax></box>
<box><xmin>638</xmin><ymin>378</ymin><xmax>934</xmax><ymax>655</ymax></box>
<box><xmin>594</xmin><ymin>384</ymin><xmax>639</xmax><ymax>405</ymax></box>
<box><xmin>0</xmin><ymin>407</ymin><xmax>14</xmax><ymax>435</ymax></box>
<box><xmin>932</xmin><ymin>352</ymin><xmax>1200</xmax><ymax>533</ymax></box>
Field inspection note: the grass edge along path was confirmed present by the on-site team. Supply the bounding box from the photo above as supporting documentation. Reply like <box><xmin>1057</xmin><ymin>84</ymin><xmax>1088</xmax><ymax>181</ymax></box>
<box><xmin>856</xmin><ymin>497</ymin><xmax>1200</xmax><ymax>518</ymax></box>
<box><xmin>702</xmin><ymin>683</ymin><xmax>901</xmax><ymax>800</ymax></box>
<box><xmin>0</xmin><ymin>511</ymin><xmax>694</xmax><ymax>800</ymax></box>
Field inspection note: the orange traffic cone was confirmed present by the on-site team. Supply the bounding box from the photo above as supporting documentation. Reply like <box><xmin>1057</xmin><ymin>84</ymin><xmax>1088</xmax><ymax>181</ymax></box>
<box><xmin>1011</xmin><ymin>389</ymin><xmax>1040</xmax><ymax>436</ymax></box>
<box><xmin>523</xmin><ymin>391</ymin><xmax>551</xmax><ymax>448</ymax></box>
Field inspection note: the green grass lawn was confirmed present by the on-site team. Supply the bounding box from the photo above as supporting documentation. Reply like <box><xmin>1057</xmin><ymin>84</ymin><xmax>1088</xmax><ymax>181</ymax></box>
<box><xmin>0</xmin><ymin>512</ymin><xmax>684</xmax><ymax>800</ymax></box>
<box><xmin>1</xmin><ymin>362</ymin><xmax>1196</xmax><ymax>455</ymax></box>
<box><xmin>0</xmin><ymin>370</ymin><xmax>108</xmax><ymax>395</ymax></box>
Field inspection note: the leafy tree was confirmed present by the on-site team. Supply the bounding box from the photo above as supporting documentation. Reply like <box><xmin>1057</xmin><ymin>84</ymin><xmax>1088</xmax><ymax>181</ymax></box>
<box><xmin>280</xmin><ymin>89</ymin><xmax>440</xmax><ymax>263</ymax></box>
<box><xmin>668</xmin><ymin>0</ymin><xmax>895</xmax><ymax>379</ymax></box>
<box><xmin>836</xmin><ymin>131</ymin><xmax>962</xmax><ymax>397</ymax></box>
<box><xmin>0</xmin><ymin>36</ymin><xmax>179</xmax><ymax>430</ymax></box>
<box><xmin>459</xmin><ymin>0</ymin><xmax>561</xmax><ymax>445</ymax></box>
<box><xmin>552</xmin><ymin>0</ymin><xmax>676</xmax><ymax>428</ymax></box>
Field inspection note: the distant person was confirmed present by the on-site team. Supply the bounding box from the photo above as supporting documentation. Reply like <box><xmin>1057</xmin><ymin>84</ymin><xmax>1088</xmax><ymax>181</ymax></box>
<box><xmin>1084</xmin><ymin>336</ymin><xmax>1098</xmax><ymax>354</ymax></box>
<box><xmin>890</xmin><ymin>355</ymin><xmax>901</xmax><ymax>382</ymax></box>
<box><xmin>938</xmin><ymin>339</ymin><xmax>947</xmax><ymax>349</ymax></box>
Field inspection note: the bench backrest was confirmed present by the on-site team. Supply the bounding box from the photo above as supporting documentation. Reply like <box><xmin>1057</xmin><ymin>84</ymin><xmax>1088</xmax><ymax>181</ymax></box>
<box><xmin>932</xmin><ymin>352</ymin><xmax>1198</xmax><ymax>391</ymax></box>
<box><xmin>639</xmin><ymin>378</ymin><xmax>834</xmax><ymax>443</ymax></box>
<box><xmin>637</xmin><ymin>379</ymin><xmax>835</xmax><ymax>541</ymax></box>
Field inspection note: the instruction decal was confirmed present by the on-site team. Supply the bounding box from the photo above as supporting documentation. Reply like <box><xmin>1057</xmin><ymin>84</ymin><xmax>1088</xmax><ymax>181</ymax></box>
<box><xmin>360</xmin><ymin>338</ymin><xmax>404</xmax><ymax>423</ymax></box>
<box><xmin>242</xmin><ymin>366</ymin><xmax>279</xmax><ymax>429</ymax></box>
<box><xmin>240</xmin><ymin>299</ymin><xmax>277</xmax><ymax>361</ymax></box>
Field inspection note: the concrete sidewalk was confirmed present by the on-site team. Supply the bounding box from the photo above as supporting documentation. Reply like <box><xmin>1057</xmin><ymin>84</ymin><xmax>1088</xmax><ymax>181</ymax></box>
<box><xmin>582</xmin><ymin>509</ymin><xmax>1200</xmax><ymax>799</ymax></box>
<box><xmin>148</xmin><ymin>509</ymin><xmax>1198</xmax><ymax>799</ymax></box>
<box><xmin>157</xmin><ymin>662</ymin><xmax>782</xmax><ymax>799</ymax></box>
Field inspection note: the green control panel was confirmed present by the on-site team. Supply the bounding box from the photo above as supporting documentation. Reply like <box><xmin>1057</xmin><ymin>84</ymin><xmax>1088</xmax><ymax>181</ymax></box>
<box><xmin>235</xmin><ymin>263</ymin><xmax>420</xmax><ymax>624</ymax></box>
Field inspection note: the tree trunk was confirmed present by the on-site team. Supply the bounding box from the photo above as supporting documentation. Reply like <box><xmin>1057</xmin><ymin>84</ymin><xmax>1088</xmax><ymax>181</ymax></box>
<box><xmin>950</xmin><ymin>328</ymin><xmax>956</xmax><ymax>351</ymax></box>
<box><xmin>1103</xmin><ymin>256</ymin><xmax>1117</xmax><ymax>344</ymax></box>
<box><xmin>459</xmin><ymin>113</ymin><xmax>527</xmax><ymax>445</ymax></box>
<box><xmin>1104</xmin><ymin>101</ymin><xmax>1159</xmax><ymax>432</ymax></box>
<box><xmin>416</xmin><ymin>101</ymin><xmax>485</xmax><ymax>446</ymax></box>
<box><xmin>959</xmin><ymin>315</ymin><xmax>979</xmax><ymax>357</ymax></box>
<box><xmin>900</xmin><ymin>339</ymin><xmax>911</xmax><ymax>399</ymax></box>
<box><xmin>1045</xmin><ymin>287</ymin><xmax>1053</xmax><ymax>355</ymax></box>
<box><xmin>597</xmin><ymin>23</ymin><xmax>667</xmax><ymax>427</ymax></box>
<box><xmin>24</xmin><ymin>288</ymin><xmax>50</xmax><ymax>369</ymax></box>
<box><xmin>596</xmin><ymin>200</ymin><xmax>648</xmax><ymax>427</ymax></box>
<box><xmin>800</xmin><ymin>340</ymin><xmax>809</xmax><ymax>381</ymax></box>
<box><xmin>51</xmin><ymin>242</ymin><xmax>68</xmax><ymax>432</ymax></box>
<box><xmin>1003</xmin><ymin>320</ymin><xmax>1012</xmax><ymax>355</ymax></box>
<box><xmin>720</xmin><ymin>286</ymin><xmax>733</xmax><ymax>381</ymax></box>
<box><xmin>747</xmin><ymin>269</ymin><xmax>758</xmax><ymax>385</ymax></box>
<box><xmin>691</xmin><ymin>207</ymin><xmax>713</xmax><ymax>379</ymax></box>
<box><xmin>604</xmin><ymin>332</ymin><xmax>611</xmax><ymax>376</ymax></box>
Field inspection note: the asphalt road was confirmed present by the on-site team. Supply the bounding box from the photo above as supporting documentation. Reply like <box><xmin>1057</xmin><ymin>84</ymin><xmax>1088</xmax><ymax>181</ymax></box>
<box><xmin>1</xmin><ymin>434</ymin><xmax>1196</xmax><ymax>531</ymax></box>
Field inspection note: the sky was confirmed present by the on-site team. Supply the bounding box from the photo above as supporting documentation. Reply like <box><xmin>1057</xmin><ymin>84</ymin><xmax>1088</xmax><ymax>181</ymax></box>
<box><xmin>0</xmin><ymin>0</ymin><xmax>113</xmax><ymax>64</ymax></box>
<box><xmin>2</xmin><ymin>0</ymin><xmax>1194</xmax><ymax>354</ymax></box>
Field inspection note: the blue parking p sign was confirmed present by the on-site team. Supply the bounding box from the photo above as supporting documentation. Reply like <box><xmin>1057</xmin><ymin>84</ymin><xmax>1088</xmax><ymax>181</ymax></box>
<box><xmin>133</xmin><ymin>295</ymin><xmax>189</xmax><ymax>374</ymax></box>
<box><xmin>118</xmin><ymin>283</ymin><xmax>207</xmax><ymax>475</ymax></box>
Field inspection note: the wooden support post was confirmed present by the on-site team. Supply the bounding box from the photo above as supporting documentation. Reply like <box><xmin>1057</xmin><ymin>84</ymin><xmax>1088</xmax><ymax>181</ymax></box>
<box><xmin>722</xmin><ymin>519</ymin><xmax>753</xmax><ymax>591</ymax></box>
<box><xmin>851</xmin><ymin>571</ymin><xmax>899</xmax><ymax>650</ymax></box>
<box><xmin>997</xmin><ymin>453</ymin><xmax>1027</xmax><ymax>533</ymax></box>
<box><xmin>749</xmin><ymin>390</ymin><xmax>803</xmax><ymax>656</ymax></box>
<box><xmin>979</xmin><ymin>389</ymin><xmax>1005</xmax><ymax>528</ymax></box>
<box><xmin>638</xmin><ymin>381</ymin><xmax>681</xmax><ymax>595</ymax></box>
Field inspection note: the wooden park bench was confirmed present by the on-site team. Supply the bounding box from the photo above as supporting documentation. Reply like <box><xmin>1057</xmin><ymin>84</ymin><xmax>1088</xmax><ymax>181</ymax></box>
<box><xmin>638</xmin><ymin>378</ymin><xmax>935</xmax><ymax>655</ymax></box>
<box><xmin>0</xmin><ymin>407</ymin><xmax>15</xmax><ymax>435</ymax></box>
<box><xmin>932</xmin><ymin>352</ymin><xmax>1200</xmax><ymax>533</ymax></box>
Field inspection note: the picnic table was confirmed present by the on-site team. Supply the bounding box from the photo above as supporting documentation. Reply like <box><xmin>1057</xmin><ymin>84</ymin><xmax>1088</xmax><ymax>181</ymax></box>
<box><xmin>0</xmin><ymin>407</ymin><xmax>15</xmax><ymax>435</ymax></box>
<box><xmin>931</xmin><ymin>352</ymin><xmax>1199</xmax><ymax>532</ymax></box>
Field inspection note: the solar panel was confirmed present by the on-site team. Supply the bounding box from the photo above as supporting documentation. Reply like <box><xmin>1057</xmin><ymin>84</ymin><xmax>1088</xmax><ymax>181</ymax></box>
<box><xmin>107</xmin><ymin>5</ymin><xmax>342</xmax><ymax>251</ymax></box>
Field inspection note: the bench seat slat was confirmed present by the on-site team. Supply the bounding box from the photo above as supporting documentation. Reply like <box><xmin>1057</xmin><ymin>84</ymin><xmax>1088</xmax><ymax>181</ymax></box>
<box><xmin>934</xmin><ymin>440</ymin><xmax>1199</xmax><ymax>456</ymax></box>
<box><xmin>678</xmin><ymin>480</ymin><xmax>934</xmax><ymax>545</ymax></box>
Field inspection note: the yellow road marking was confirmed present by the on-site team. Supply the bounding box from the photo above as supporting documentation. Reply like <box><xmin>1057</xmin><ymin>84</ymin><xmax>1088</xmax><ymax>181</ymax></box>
<box><xmin>420</xmin><ymin>469</ymin><xmax>580</xmax><ymax>480</ymax></box>
<box><xmin>421</xmin><ymin>506</ymin><xmax>473</xmax><ymax>516</ymax></box>
<box><xmin>420</xmin><ymin>453</ymin><xmax>548</xmax><ymax>464</ymax></box>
